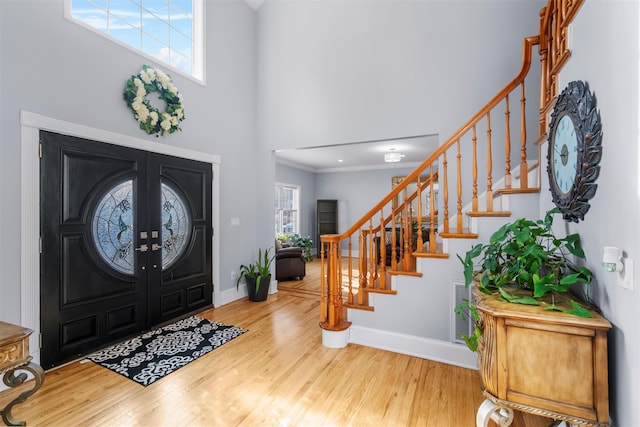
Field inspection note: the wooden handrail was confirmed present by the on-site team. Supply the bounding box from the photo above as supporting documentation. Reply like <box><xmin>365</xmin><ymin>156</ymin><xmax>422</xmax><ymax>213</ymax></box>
<box><xmin>319</xmin><ymin>0</ymin><xmax>585</xmax><ymax>332</ymax></box>
<box><xmin>324</xmin><ymin>36</ymin><xmax>538</xmax><ymax>246</ymax></box>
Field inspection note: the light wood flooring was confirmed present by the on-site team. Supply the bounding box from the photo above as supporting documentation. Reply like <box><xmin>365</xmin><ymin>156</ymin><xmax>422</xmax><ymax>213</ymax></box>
<box><xmin>1</xmin><ymin>260</ymin><xmax>552</xmax><ymax>426</ymax></box>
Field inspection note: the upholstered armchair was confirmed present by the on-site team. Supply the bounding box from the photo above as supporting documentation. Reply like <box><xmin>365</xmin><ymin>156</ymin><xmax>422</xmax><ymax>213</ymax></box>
<box><xmin>275</xmin><ymin>241</ymin><xmax>306</xmax><ymax>281</ymax></box>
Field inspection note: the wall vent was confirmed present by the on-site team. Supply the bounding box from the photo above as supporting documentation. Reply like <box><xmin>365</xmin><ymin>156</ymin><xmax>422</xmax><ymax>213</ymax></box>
<box><xmin>451</xmin><ymin>280</ymin><xmax>472</xmax><ymax>344</ymax></box>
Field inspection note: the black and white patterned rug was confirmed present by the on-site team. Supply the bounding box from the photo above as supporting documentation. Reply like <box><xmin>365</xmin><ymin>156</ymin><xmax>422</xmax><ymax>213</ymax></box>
<box><xmin>85</xmin><ymin>315</ymin><xmax>247</xmax><ymax>386</ymax></box>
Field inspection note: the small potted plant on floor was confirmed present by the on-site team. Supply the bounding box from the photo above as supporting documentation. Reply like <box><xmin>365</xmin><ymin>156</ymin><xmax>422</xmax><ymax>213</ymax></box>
<box><xmin>236</xmin><ymin>248</ymin><xmax>275</xmax><ymax>302</ymax></box>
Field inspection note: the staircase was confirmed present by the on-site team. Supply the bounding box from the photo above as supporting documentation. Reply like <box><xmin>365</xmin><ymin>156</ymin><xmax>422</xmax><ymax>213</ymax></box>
<box><xmin>318</xmin><ymin>0</ymin><xmax>585</xmax><ymax>367</ymax></box>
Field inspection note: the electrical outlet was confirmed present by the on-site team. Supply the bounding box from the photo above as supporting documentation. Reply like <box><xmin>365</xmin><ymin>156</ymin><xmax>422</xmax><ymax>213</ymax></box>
<box><xmin>231</xmin><ymin>270</ymin><xmax>237</xmax><ymax>281</ymax></box>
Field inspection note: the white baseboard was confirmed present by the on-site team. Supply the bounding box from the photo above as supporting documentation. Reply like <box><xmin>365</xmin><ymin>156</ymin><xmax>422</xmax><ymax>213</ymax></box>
<box><xmin>349</xmin><ymin>325</ymin><xmax>478</xmax><ymax>370</ymax></box>
<box><xmin>214</xmin><ymin>280</ymin><xmax>278</xmax><ymax>307</ymax></box>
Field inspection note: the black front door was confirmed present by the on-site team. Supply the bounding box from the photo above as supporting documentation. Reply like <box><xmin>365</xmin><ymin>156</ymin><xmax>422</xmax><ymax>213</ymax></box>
<box><xmin>40</xmin><ymin>131</ymin><xmax>212</xmax><ymax>369</ymax></box>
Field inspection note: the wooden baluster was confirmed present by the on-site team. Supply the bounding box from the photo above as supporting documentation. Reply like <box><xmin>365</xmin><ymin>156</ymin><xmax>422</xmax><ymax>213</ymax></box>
<box><xmin>336</xmin><ymin>242</ymin><xmax>342</xmax><ymax>308</ymax></box>
<box><xmin>327</xmin><ymin>240</ymin><xmax>338</xmax><ymax>327</ymax></box>
<box><xmin>405</xmin><ymin>186</ymin><xmax>412</xmax><ymax>220</ymax></box>
<box><xmin>378</xmin><ymin>211</ymin><xmax>386</xmax><ymax>290</ymax></box>
<box><xmin>400</xmin><ymin>198</ymin><xmax>406</xmax><ymax>263</ymax></box>
<box><xmin>378</xmin><ymin>214</ymin><xmax>386</xmax><ymax>275</ymax></box>
<box><xmin>504</xmin><ymin>94</ymin><xmax>512</xmax><ymax>189</ymax></box>
<box><xmin>486</xmin><ymin>112</ymin><xmax>493</xmax><ymax>212</ymax></box>
<box><xmin>553</xmin><ymin>3</ymin><xmax>561</xmax><ymax>62</ymax></box>
<box><xmin>539</xmin><ymin>6</ymin><xmax>550</xmax><ymax>139</ymax></box>
<box><xmin>334</xmin><ymin>240</ymin><xmax>343</xmax><ymax>326</ymax></box>
<box><xmin>429</xmin><ymin>164</ymin><xmax>436</xmax><ymax>253</ymax></box>
<box><xmin>472</xmin><ymin>125</ymin><xmax>478</xmax><ymax>212</ymax></box>
<box><xmin>367</xmin><ymin>219</ymin><xmax>376</xmax><ymax>288</ymax></box>
<box><xmin>443</xmin><ymin>151</ymin><xmax>450</xmax><ymax>234</ymax></box>
<box><xmin>520</xmin><ymin>81</ymin><xmax>528</xmax><ymax>188</ymax></box>
<box><xmin>320</xmin><ymin>238</ymin><xmax>327</xmax><ymax>323</ymax></box>
<box><xmin>347</xmin><ymin>237</ymin><xmax>353</xmax><ymax>305</ymax></box>
<box><xmin>416</xmin><ymin>174</ymin><xmax>423</xmax><ymax>254</ymax></box>
<box><xmin>358</xmin><ymin>231</ymin><xmax>367</xmax><ymax>306</ymax></box>
<box><xmin>391</xmin><ymin>206</ymin><xmax>398</xmax><ymax>271</ymax></box>
<box><xmin>456</xmin><ymin>140</ymin><xmax>463</xmax><ymax>233</ymax></box>
<box><xmin>403</xmin><ymin>200</ymin><xmax>410</xmax><ymax>270</ymax></box>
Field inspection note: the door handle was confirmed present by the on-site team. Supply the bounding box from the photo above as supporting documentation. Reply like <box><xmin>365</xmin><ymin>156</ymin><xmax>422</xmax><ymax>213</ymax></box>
<box><xmin>151</xmin><ymin>243</ymin><xmax>162</xmax><ymax>251</ymax></box>
<box><xmin>135</xmin><ymin>244</ymin><xmax>149</xmax><ymax>252</ymax></box>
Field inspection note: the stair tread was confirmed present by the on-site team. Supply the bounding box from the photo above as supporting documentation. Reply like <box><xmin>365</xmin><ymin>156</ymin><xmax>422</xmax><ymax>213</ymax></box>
<box><xmin>494</xmin><ymin>187</ymin><xmax>540</xmax><ymax>197</ymax></box>
<box><xmin>366</xmin><ymin>288</ymin><xmax>398</xmax><ymax>295</ymax></box>
<box><xmin>414</xmin><ymin>252</ymin><xmax>449</xmax><ymax>259</ymax></box>
<box><xmin>344</xmin><ymin>303</ymin><xmax>374</xmax><ymax>311</ymax></box>
<box><xmin>439</xmin><ymin>232</ymin><xmax>479</xmax><ymax>239</ymax></box>
<box><xmin>466</xmin><ymin>211</ymin><xmax>512</xmax><ymax>217</ymax></box>
<box><xmin>388</xmin><ymin>270</ymin><xmax>423</xmax><ymax>277</ymax></box>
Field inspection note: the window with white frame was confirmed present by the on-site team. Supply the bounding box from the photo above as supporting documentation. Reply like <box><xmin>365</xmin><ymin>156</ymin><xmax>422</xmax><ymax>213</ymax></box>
<box><xmin>275</xmin><ymin>184</ymin><xmax>300</xmax><ymax>235</ymax></box>
<box><xmin>66</xmin><ymin>0</ymin><xmax>204</xmax><ymax>82</ymax></box>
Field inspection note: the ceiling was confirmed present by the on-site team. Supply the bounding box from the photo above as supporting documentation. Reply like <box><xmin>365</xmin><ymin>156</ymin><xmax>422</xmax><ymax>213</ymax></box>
<box><xmin>274</xmin><ymin>134</ymin><xmax>440</xmax><ymax>173</ymax></box>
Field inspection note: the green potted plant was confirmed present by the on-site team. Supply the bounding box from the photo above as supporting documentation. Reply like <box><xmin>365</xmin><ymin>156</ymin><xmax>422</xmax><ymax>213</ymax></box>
<box><xmin>236</xmin><ymin>247</ymin><xmax>275</xmax><ymax>302</ymax></box>
<box><xmin>290</xmin><ymin>233</ymin><xmax>313</xmax><ymax>261</ymax></box>
<box><xmin>454</xmin><ymin>208</ymin><xmax>596</xmax><ymax>351</ymax></box>
<box><xmin>276</xmin><ymin>233</ymin><xmax>313</xmax><ymax>262</ymax></box>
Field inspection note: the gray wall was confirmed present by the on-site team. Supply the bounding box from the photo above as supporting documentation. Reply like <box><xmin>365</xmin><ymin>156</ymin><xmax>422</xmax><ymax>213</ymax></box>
<box><xmin>0</xmin><ymin>0</ymin><xmax>259</xmax><ymax>322</ymax></box>
<box><xmin>316</xmin><ymin>166</ymin><xmax>416</xmax><ymax>235</ymax></box>
<box><xmin>257</xmin><ymin>0</ymin><xmax>543</xmax><ymax>150</ymax></box>
<box><xmin>540</xmin><ymin>2</ymin><xmax>639</xmax><ymax>425</ymax></box>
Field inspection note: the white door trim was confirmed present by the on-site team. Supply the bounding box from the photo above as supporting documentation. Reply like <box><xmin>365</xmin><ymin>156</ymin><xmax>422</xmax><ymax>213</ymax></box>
<box><xmin>20</xmin><ymin>110</ymin><xmax>221</xmax><ymax>364</ymax></box>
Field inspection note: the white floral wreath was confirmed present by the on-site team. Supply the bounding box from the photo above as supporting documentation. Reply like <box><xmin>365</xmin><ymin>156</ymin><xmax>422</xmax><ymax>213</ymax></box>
<box><xmin>124</xmin><ymin>64</ymin><xmax>185</xmax><ymax>136</ymax></box>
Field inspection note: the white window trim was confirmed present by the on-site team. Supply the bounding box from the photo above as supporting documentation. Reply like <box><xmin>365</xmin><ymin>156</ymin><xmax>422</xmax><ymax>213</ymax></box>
<box><xmin>275</xmin><ymin>182</ymin><xmax>301</xmax><ymax>235</ymax></box>
<box><xmin>63</xmin><ymin>0</ymin><xmax>205</xmax><ymax>86</ymax></box>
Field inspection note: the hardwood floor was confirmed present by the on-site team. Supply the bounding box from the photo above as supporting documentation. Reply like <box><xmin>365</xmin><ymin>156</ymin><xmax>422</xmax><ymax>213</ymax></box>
<box><xmin>1</xmin><ymin>261</ymin><xmax>552</xmax><ymax>426</ymax></box>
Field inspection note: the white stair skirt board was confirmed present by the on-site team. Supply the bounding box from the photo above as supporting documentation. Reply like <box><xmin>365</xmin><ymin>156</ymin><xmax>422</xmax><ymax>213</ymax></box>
<box><xmin>349</xmin><ymin>325</ymin><xmax>477</xmax><ymax>370</ymax></box>
<box><xmin>322</xmin><ymin>328</ymin><xmax>350</xmax><ymax>349</ymax></box>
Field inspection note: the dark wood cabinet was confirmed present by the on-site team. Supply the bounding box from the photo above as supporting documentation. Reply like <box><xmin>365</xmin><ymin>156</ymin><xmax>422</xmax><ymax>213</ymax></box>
<box><xmin>316</xmin><ymin>199</ymin><xmax>338</xmax><ymax>257</ymax></box>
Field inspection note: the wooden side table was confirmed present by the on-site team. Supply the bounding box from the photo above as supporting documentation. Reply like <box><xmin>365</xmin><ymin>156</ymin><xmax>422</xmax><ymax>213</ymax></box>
<box><xmin>473</xmin><ymin>291</ymin><xmax>611</xmax><ymax>427</ymax></box>
<box><xmin>0</xmin><ymin>321</ymin><xmax>45</xmax><ymax>426</ymax></box>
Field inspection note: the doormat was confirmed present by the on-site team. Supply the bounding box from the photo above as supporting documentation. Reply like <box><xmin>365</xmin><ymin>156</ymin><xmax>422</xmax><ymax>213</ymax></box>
<box><xmin>85</xmin><ymin>315</ymin><xmax>247</xmax><ymax>386</ymax></box>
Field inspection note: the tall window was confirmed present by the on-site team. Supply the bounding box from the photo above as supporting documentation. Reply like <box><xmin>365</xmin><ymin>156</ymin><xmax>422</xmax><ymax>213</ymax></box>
<box><xmin>275</xmin><ymin>184</ymin><xmax>300</xmax><ymax>235</ymax></box>
<box><xmin>66</xmin><ymin>0</ymin><xmax>204</xmax><ymax>82</ymax></box>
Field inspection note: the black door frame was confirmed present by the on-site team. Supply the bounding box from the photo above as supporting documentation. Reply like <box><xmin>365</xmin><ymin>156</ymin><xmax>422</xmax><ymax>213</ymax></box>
<box><xmin>18</xmin><ymin>111</ymin><xmax>221</xmax><ymax>367</ymax></box>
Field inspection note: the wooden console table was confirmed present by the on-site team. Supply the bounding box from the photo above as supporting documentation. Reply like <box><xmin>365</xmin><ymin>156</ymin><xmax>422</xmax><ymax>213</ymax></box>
<box><xmin>473</xmin><ymin>292</ymin><xmax>611</xmax><ymax>427</ymax></box>
<box><xmin>0</xmin><ymin>322</ymin><xmax>45</xmax><ymax>426</ymax></box>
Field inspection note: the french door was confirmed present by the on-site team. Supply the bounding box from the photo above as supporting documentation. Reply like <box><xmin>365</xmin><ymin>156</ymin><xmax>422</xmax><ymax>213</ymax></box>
<box><xmin>40</xmin><ymin>131</ymin><xmax>212</xmax><ymax>369</ymax></box>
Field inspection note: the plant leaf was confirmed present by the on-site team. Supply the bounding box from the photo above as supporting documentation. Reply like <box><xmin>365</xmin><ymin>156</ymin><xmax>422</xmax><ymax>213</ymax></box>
<box><xmin>564</xmin><ymin>300</ymin><xmax>593</xmax><ymax>318</ymax></box>
<box><xmin>498</xmin><ymin>288</ymin><xmax>539</xmax><ymax>305</ymax></box>
<box><xmin>543</xmin><ymin>303</ymin><xmax>563</xmax><ymax>312</ymax></box>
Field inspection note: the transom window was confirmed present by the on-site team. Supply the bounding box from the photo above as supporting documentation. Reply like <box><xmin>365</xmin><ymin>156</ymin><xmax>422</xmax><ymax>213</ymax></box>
<box><xmin>66</xmin><ymin>0</ymin><xmax>204</xmax><ymax>82</ymax></box>
<box><xmin>275</xmin><ymin>183</ymin><xmax>300</xmax><ymax>235</ymax></box>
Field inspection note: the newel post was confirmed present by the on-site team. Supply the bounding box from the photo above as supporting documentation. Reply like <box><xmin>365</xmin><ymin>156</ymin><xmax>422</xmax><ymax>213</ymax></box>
<box><xmin>319</xmin><ymin>234</ymin><xmax>351</xmax><ymax>348</ymax></box>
